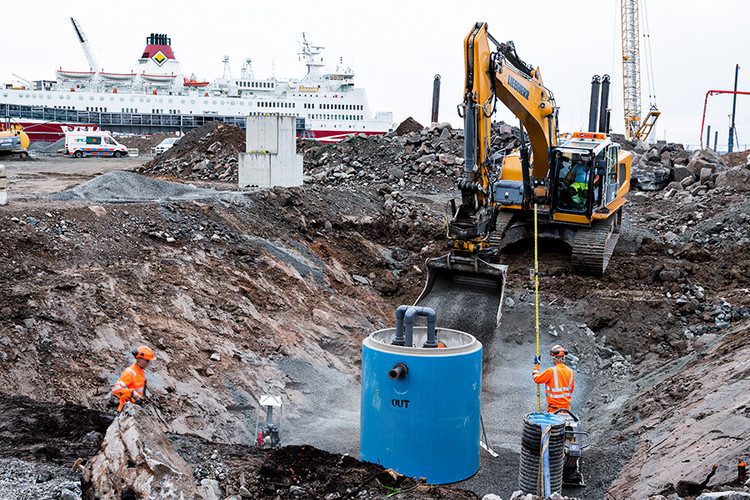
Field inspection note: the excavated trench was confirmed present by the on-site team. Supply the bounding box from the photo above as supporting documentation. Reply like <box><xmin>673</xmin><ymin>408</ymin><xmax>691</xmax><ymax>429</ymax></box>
<box><xmin>1</xmin><ymin>149</ymin><xmax>749</xmax><ymax>498</ymax></box>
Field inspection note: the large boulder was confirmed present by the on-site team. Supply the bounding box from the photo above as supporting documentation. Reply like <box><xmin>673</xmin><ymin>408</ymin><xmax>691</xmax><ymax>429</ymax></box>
<box><xmin>673</xmin><ymin>165</ymin><xmax>695</xmax><ymax>184</ymax></box>
<box><xmin>82</xmin><ymin>405</ymin><xmax>201</xmax><ymax>500</ymax></box>
<box><xmin>715</xmin><ymin>166</ymin><xmax>750</xmax><ymax>191</ymax></box>
<box><xmin>687</xmin><ymin>149</ymin><xmax>727</xmax><ymax>175</ymax></box>
<box><xmin>631</xmin><ymin>160</ymin><xmax>671</xmax><ymax>191</ymax></box>
<box><xmin>687</xmin><ymin>157</ymin><xmax>716</xmax><ymax>176</ymax></box>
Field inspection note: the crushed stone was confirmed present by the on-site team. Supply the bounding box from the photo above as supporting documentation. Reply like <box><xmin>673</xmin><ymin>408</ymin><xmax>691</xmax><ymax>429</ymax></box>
<box><xmin>49</xmin><ymin>171</ymin><xmax>237</xmax><ymax>203</ymax></box>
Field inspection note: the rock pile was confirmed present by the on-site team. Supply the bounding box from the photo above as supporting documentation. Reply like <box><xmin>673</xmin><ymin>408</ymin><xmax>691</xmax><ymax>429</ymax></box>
<box><xmin>302</xmin><ymin>121</ymin><xmax>519</xmax><ymax>192</ymax></box>
<box><xmin>625</xmin><ymin>138</ymin><xmax>750</xmax><ymax>196</ymax></box>
<box><xmin>677</xmin><ymin>197</ymin><xmax>750</xmax><ymax>249</ymax></box>
<box><xmin>137</xmin><ymin>121</ymin><xmax>246</xmax><ymax>181</ymax></box>
<box><xmin>136</xmin><ymin>118</ymin><xmax>520</xmax><ymax>192</ymax></box>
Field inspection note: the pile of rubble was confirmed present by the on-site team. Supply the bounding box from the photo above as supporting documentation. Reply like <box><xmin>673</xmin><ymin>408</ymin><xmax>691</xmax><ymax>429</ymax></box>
<box><xmin>301</xmin><ymin>120</ymin><xmax>519</xmax><ymax>192</ymax></box>
<box><xmin>137</xmin><ymin>118</ymin><xmax>521</xmax><ymax>192</ymax></box>
<box><xmin>625</xmin><ymin>137</ymin><xmax>750</xmax><ymax>195</ymax></box>
<box><xmin>137</xmin><ymin>121</ymin><xmax>246</xmax><ymax>181</ymax></box>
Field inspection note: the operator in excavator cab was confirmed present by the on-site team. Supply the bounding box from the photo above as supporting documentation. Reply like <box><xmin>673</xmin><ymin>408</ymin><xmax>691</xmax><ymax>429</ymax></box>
<box><xmin>532</xmin><ymin>344</ymin><xmax>575</xmax><ymax>412</ymax></box>
<box><xmin>112</xmin><ymin>345</ymin><xmax>154</xmax><ymax>412</ymax></box>
<box><xmin>565</xmin><ymin>160</ymin><xmax>590</xmax><ymax>207</ymax></box>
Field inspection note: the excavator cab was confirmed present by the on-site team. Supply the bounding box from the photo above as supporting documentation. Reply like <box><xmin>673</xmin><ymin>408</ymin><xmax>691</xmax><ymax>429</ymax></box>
<box><xmin>551</xmin><ymin>133</ymin><xmax>620</xmax><ymax>218</ymax></box>
<box><xmin>553</xmin><ymin>153</ymin><xmax>594</xmax><ymax>214</ymax></box>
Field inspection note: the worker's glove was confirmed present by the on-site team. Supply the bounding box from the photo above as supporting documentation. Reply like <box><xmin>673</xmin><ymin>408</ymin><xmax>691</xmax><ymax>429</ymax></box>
<box><xmin>534</xmin><ymin>355</ymin><xmax>540</xmax><ymax>364</ymax></box>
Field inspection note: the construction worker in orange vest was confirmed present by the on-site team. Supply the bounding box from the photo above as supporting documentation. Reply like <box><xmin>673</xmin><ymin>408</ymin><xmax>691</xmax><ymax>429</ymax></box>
<box><xmin>533</xmin><ymin>344</ymin><xmax>575</xmax><ymax>413</ymax></box>
<box><xmin>112</xmin><ymin>346</ymin><xmax>154</xmax><ymax>412</ymax></box>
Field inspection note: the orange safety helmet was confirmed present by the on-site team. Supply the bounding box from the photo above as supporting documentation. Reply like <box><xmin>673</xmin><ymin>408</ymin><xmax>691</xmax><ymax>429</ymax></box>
<box><xmin>132</xmin><ymin>345</ymin><xmax>155</xmax><ymax>361</ymax></box>
<box><xmin>550</xmin><ymin>345</ymin><xmax>566</xmax><ymax>357</ymax></box>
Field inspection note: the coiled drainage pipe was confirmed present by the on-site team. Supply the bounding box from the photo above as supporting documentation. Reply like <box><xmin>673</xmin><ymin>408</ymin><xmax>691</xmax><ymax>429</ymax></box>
<box><xmin>518</xmin><ymin>413</ymin><xmax>566</xmax><ymax>495</ymax></box>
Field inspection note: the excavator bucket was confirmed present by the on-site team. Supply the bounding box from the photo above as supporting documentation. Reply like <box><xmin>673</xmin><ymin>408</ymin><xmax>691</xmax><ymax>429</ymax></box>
<box><xmin>414</xmin><ymin>254</ymin><xmax>507</xmax><ymax>338</ymax></box>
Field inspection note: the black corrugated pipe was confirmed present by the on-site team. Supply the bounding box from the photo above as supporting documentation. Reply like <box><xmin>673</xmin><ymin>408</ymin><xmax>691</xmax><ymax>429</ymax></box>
<box><xmin>599</xmin><ymin>75</ymin><xmax>610</xmax><ymax>133</ymax></box>
<box><xmin>588</xmin><ymin>75</ymin><xmax>600</xmax><ymax>133</ymax></box>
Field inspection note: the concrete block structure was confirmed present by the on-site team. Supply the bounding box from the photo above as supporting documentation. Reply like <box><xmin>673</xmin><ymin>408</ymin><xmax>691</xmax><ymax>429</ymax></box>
<box><xmin>239</xmin><ymin>116</ymin><xmax>303</xmax><ymax>188</ymax></box>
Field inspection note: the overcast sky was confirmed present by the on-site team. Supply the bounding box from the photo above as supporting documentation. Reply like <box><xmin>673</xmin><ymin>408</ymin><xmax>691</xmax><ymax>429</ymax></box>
<box><xmin>3</xmin><ymin>0</ymin><xmax>749</xmax><ymax>150</ymax></box>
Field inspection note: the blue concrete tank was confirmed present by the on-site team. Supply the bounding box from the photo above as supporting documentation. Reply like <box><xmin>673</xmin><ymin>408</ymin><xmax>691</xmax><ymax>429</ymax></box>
<box><xmin>360</xmin><ymin>306</ymin><xmax>482</xmax><ymax>484</ymax></box>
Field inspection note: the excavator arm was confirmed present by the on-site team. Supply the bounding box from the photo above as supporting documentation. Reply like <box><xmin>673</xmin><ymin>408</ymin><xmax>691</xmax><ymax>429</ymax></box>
<box><xmin>490</xmin><ymin>38</ymin><xmax>558</xmax><ymax>180</ymax></box>
<box><xmin>453</xmin><ymin>22</ymin><xmax>559</xmax><ymax>248</ymax></box>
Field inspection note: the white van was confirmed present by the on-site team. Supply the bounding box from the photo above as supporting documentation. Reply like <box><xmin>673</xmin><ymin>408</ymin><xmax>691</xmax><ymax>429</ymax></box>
<box><xmin>65</xmin><ymin>131</ymin><xmax>128</xmax><ymax>158</ymax></box>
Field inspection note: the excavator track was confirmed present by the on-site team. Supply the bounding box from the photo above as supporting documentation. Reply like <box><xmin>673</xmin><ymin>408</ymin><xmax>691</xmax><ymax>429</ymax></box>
<box><xmin>570</xmin><ymin>212</ymin><xmax>621</xmax><ymax>275</ymax></box>
<box><xmin>489</xmin><ymin>210</ymin><xmax>516</xmax><ymax>252</ymax></box>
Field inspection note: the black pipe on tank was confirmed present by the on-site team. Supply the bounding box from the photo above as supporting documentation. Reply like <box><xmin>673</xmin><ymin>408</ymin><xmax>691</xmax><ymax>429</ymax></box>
<box><xmin>588</xmin><ymin>75</ymin><xmax>600</xmax><ymax>133</ymax></box>
<box><xmin>599</xmin><ymin>75</ymin><xmax>610</xmax><ymax>133</ymax></box>
<box><xmin>388</xmin><ymin>363</ymin><xmax>408</xmax><ymax>380</ymax></box>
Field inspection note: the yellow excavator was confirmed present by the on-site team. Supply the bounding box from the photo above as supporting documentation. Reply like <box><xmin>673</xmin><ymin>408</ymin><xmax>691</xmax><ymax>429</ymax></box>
<box><xmin>416</xmin><ymin>23</ymin><xmax>631</xmax><ymax>331</ymax></box>
<box><xmin>0</xmin><ymin>121</ymin><xmax>30</xmax><ymax>158</ymax></box>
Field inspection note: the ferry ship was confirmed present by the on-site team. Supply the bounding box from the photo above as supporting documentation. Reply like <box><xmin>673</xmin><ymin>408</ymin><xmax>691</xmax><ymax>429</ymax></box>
<box><xmin>0</xmin><ymin>19</ymin><xmax>394</xmax><ymax>142</ymax></box>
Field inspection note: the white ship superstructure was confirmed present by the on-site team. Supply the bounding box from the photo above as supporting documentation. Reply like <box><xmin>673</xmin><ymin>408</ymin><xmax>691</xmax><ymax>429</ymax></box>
<box><xmin>1</xmin><ymin>21</ymin><xmax>393</xmax><ymax>142</ymax></box>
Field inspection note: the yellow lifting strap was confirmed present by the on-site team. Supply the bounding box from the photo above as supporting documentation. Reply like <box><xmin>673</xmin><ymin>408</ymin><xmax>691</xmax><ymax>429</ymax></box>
<box><xmin>534</xmin><ymin>203</ymin><xmax>541</xmax><ymax>413</ymax></box>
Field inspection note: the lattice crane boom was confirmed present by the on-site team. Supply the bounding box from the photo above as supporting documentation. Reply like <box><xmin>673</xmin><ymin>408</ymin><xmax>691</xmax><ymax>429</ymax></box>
<box><xmin>621</xmin><ymin>0</ymin><xmax>659</xmax><ymax>141</ymax></box>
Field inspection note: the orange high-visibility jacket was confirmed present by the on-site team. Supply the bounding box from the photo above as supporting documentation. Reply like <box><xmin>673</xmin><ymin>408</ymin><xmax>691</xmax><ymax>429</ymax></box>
<box><xmin>533</xmin><ymin>362</ymin><xmax>575</xmax><ymax>412</ymax></box>
<box><xmin>112</xmin><ymin>363</ymin><xmax>146</xmax><ymax>412</ymax></box>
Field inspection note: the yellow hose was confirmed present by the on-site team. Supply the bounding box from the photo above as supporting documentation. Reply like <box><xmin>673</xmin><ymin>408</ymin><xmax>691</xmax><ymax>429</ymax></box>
<box><xmin>534</xmin><ymin>203</ymin><xmax>541</xmax><ymax>413</ymax></box>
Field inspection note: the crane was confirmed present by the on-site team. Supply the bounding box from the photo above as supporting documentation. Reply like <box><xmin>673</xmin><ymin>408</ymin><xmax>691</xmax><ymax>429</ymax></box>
<box><xmin>70</xmin><ymin>17</ymin><xmax>100</xmax><ymax>73</ymax></box>
<box><xmin>621</xmin><ymin>0</ymin><xmax>660</xmax><ymax>141</ymax></box>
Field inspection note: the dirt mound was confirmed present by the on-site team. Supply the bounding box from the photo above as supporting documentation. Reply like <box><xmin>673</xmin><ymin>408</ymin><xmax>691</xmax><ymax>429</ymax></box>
<box><xmin>394</xmin><ymin>116</ymin><xmax>424</xmax><ymax>135</ymax></box>
<box><xmin>0</xmin><ymin>392</ymin><xmax>112</xmax><ymax>464</ymax></box>
<box><xmin>137</xmin><ymin>121</ymin><xmax>245</xmax><ymax>181</ymax></box>
<box><xmin>720</xmin><ymin>149</ymin><xmax>750</xmax><ymax>167</ymax></box>
<box><xmin>254</xmin><ymin>445</ymin><xmax>478</xmax><ymax>499</ymax></box>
